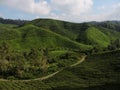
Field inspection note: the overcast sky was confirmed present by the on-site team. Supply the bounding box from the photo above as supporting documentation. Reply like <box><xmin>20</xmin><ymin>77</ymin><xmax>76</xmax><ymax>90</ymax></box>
<box><xmin>0</xmin><ymin>0</ymin><xmax>120</xmax><ymax>22</ymax></box>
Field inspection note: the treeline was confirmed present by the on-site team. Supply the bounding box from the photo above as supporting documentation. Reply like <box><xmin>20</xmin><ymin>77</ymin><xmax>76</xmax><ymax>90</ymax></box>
<box><xmin>0</xmin><ymin>17</ymin><xmax>28</xmax><ymax>25</ymax></box>
<box><xmin>108</xmin><ymin>39</ymin><xmax>120</xmax><ymax>50</ymax></box>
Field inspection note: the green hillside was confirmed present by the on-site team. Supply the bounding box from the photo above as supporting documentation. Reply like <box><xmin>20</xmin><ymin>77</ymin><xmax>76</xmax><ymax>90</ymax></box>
<box><xmin>98</xmin><ymin>27</ymin><xmax>120</xmax><ymax>41</ymax></box>
<box><xmin>19</xmin><ymin>24</ymin><xmax>92</xmax><ymax>50</ymax></box>
<box><xmin>31</xmin><ymin>19</ymin><xmax>77</xmax><ymax>40</ymax></box>
<box><xmin>86</xmin><ymin>27</ymin><xmax>110</xmax><ymax>47</ymax></box>
<box><xmin>0</xmin><ymin>23</ymin><xmax>91</xmax><ymax>51</ymax></box>
<box><xmin>76</xmin><ymin>26</ymin><xmax>120</xmax><ymax>48</ymax></box>
<box><xmin>31</xmin><ymin>19</ymin><xmax>120</xmax><ymax>48</ymax></box>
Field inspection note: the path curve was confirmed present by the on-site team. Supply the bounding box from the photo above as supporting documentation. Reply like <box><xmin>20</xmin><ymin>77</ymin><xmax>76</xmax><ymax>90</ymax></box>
<box><xmin>71</xmin><ymin>55</ymin><xmax>87</xmax><ymax>67</ymax></box>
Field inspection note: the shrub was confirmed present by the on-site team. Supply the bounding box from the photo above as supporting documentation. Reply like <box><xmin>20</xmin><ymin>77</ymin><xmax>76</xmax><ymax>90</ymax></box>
<box><xmin>7</xmin><ymin>76</ymin><xmax>16</xmax><ymax>80</ymax></box>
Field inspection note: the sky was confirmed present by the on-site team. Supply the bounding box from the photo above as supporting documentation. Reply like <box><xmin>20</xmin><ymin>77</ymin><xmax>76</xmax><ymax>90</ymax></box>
<box><xmin>0</xmin><ymin>0</ymin><xmax>120</xmax><ymax>22</ymax></box>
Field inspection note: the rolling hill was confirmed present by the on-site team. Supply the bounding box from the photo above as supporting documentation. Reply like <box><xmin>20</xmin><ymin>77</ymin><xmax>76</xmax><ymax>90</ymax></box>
<box><xmin>76</xmin><ymin>26</ymin><xmax>111</xmax><ymax>47</ymax></box>
<box><xmin>0</xmin><ymin>23</ymin><xmax>91</xmax><ymax>51</ymax></box>
<box><xmin>31</xmin><ymin>19</ymin><xmax>120</xmax><ymax>48</ymax></box>
<box><xmin>0</xmin><ymin>18</ymin><xmax>120</xmax><ymax>50</ymax></box>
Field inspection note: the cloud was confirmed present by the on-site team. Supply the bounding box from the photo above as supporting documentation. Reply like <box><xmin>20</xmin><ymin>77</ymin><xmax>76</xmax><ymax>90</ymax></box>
<box><xmin>0</xmin><ymin>13</ymin><xmax>3</xmax><ymax>17</ymax></box>
<box><xmin>51</xmin><ymin>0</ymin><xmax>93</xmax><ymax>16</ymax></box>
<box><xmin>0</xmin><ymin>0</ymin><xmax>51</xmax><ymax>15</ymax></box>
<box><xmin>0</xmin><ymin>0</ymin><xmax>93</xmax><ymax>16</ymax></box>
<box><xmin>107</xmin><ymin>3</ymin><xmax>120</xmax><ymax>20</ymax></box>
<box><xmin>49</xmin><ymin>2</ymin><xmax>120</xmax><ymax>22</ymax></box>
<box><xmin>89</xmin><ymin>3</ymin><xmax>120</xmax><ymax>21</ymax></box>
<box><xmin>48</xmin><ymin>0</ymin><xmax>94</xmax><ymax>22</ymax></box>
<box><xmin>0</xmin><ymin>0</ymin><xmax>120</xmax><ymax>22</ymax></box>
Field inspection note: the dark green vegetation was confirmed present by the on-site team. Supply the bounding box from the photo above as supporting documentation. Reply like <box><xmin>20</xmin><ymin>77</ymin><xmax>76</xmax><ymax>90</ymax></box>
<box><xmin>0</xmin><ymin>50</ymin><xmax>120</xmax><ymax>90</ymax></box>
<box><xmin>0</xmin><ymin>18</ymin><xmax>120</xmax><ymax>89</ymax></box>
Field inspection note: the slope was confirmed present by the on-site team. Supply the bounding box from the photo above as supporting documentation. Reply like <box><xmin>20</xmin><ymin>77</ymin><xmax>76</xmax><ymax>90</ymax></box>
<box><xmin>31</xmin><ymin>19</ymin><xmax>77</xmax><ymax>40</ymax></box>
<box><xmin>31</xmin><ymin>19</ymin><xmax>120</xmax><ymax>48</ymax></box>
<box><xmin>0</xmin><ymin>24</ymin><xmax>91</xmax><ymax>51</ymax></box>
<box><xmin>86</xmin><ymin>27</ymin><xmax>110</xmax><ymax>47</ymax></box>
<box><xmin>76</xmin><ymin>26</ymin><xmax>117</xmax><ymax>48</ymax></box>
<box><xmin>98</xmin><ymin>26</ymin><xmax>120</xmax><ymax>41</ymax></box>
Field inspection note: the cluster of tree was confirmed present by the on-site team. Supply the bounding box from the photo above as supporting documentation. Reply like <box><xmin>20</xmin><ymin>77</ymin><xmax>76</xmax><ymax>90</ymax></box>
<box><xmin>107</xmin><ymin>39</ymin><xmax>120</xmax><ymax>50</ymax></box>
<box><xmin>0</xmin><ymin>17</ymin><xmax>28</xmax><ymax>26</ymax></box>
<box><xmin>81</xmin><ymin>47</ymin><xmax>99</xmax><ymax>55</ymax></box>
<box><xmin>0</xmin><ymin>42</ymin><xmax>80</xmax><ymax>80</ymax></box>
<box><xmin>0</xmin><ymin>42</ymin><xmax>49</xmax><ymax>79</ymax></box>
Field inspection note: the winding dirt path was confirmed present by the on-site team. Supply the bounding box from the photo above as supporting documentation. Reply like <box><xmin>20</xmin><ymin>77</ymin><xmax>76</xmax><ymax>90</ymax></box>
<box><xmin>0</xmin><ymin>55</ymin><xmax>87</xmax><ymax>82</ymax></box>
<box><xmin>71</xmin><ymin>55</ymin><xmax>87</xmax><ymax>67</ymax></box>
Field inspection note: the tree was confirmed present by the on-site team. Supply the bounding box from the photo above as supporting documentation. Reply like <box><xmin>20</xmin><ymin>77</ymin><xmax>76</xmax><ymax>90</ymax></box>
<box><xmin>40</xmin><ymin>48</ymin><xmax>49</xmax><ymax>70</ymax></box>
<box><xmin>107</xmin><ymin>39</ymin><xmax>120</xmax><ymax>50</ymax></box>
<box><xmin>114</xmin><ymin>39</ymin><xmax>120</xmax><ymax>48</ymax></box>
<box><xmin>0</xmin><ymin>42</ymin><xmax>11</xmax><ymax>59</ymax></box>
<box><xmin>0</xmin><ymin>60</ymin><xmax>9</xmax><ymax>73</ymax></box>
<box><xmin>28</xmin><ymin>48</ymin><xmax>40</xmax><ymax>60</ymax></box>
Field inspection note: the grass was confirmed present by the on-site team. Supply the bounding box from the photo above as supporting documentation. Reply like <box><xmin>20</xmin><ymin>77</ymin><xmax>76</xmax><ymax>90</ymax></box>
<box><xmin>86</xmin><ymin>27</ymin><xmax>110</xmax><ymax>47</ymax></box>
<box><xmin>49</xmin><ymin>50</ymin><xmax>68</xmax><ymax>58</ymax></box>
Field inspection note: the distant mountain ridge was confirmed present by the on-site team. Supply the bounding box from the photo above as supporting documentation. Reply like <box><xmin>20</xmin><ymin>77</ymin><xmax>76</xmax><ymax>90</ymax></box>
<box><xmin>0</xmin><ymin>17</ymin><xmax>28</xmax><ymax>25</ymax></box>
